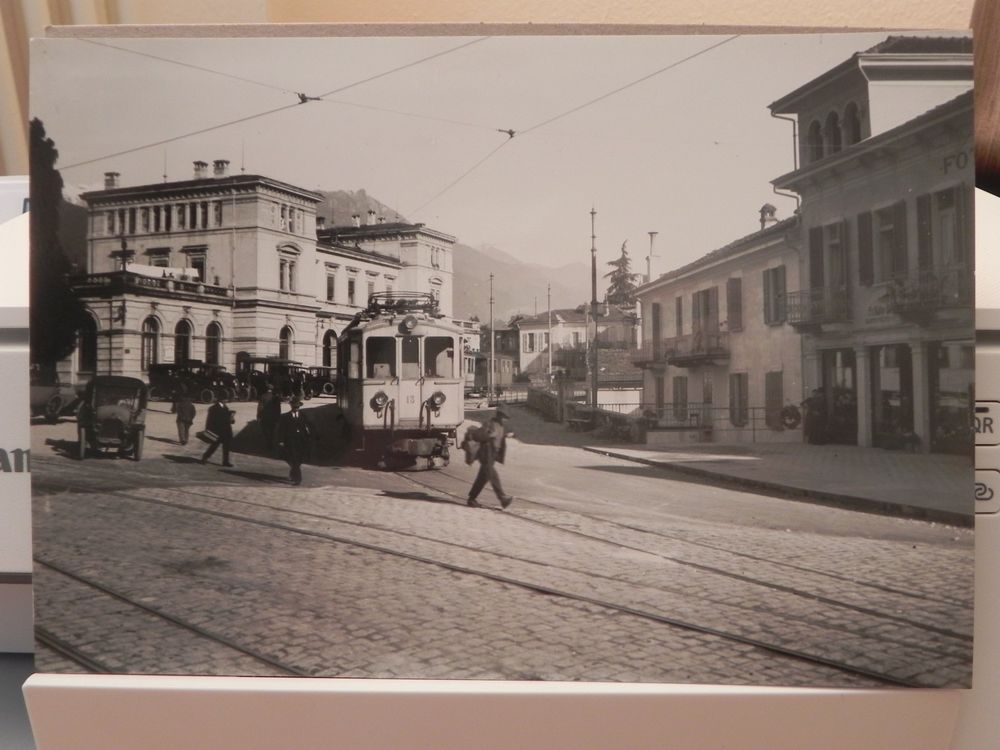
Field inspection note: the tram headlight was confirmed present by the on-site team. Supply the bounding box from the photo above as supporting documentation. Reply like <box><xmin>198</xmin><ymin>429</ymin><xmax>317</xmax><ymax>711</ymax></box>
<box><xmin>429</xmin><ymin>391</ymin><xmax>447</xmax><ymax>408</ymax></box>
<box><xmin>401</xmin><ymin>315</ymin><xmax>418</xmax><ymax>332</ymax></box>
<box><xmin>370</xmin><ymin>390</ymin><xmax>389</xmax><ymax>410</ymax></box>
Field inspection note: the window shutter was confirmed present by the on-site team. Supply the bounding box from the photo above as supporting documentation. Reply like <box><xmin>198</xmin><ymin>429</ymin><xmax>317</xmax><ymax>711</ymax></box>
<box><xmin>726</xmin><ymin>278</ymin><xmax>742</xmax><ymax>331</ymax></box>
<box><xmin>839</xmin><ymin>219</ymin><xmax>850</xmax><ymax>286</ymax></box>
<box><xmin>708</xmin><ymin>286</ymin><xmax>719</xmax><ymax>332</ymax></box>
<box><xmin>775</xmin><ymin>266</ymin><xmax>787</xmax><ymax>323</ymax></box>
<box><xmin>692</xmin><ymin>291</ymin><xmax>702</xmax><ymax>334</ymax></box>
<box><xmin>916</xmin><ymin>194</ymin><xmax>932</xmax><ymax>270</ymax></box>
<box><xmin>762</xmin><ymin>269</ymin><xmax>773</xmax><ymax>325</ymax></box>
<box><xmin>675</xmin><ymin>297</ymin><xmax>683</xmax><ymax>336</ymax></box>
<box><xmin>809</xmin><ymin>227</ymin><xmax>825</xmax><ymax>289</ymax></box>
<box><xmin>893</xmin><ymin>200</ymin><xmax>909</xmax><ymax>277</ymax></box>
<box><xmin>857</xmin><ymin>211</ymin><xmax>874</xmax><ymax>286</ymax></box>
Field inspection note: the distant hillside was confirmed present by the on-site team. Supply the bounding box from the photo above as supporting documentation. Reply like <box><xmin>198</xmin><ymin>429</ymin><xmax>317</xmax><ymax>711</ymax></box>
<box><xmin>452</xmin><ymin>242</ymin><xmax>590</xmax><ymax>323</ymax></box>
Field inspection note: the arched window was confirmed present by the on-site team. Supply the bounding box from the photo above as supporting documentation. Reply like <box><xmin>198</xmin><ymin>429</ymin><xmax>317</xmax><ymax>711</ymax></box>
<box><xmin>174</xmin><ymin>319</ymin><xmax>193</xmax><ymax>364</ymax></box>
<box><xmin>824</xmin><ymin>111</ymin><xmax>842</xmax><ymax>155</ymax></box>
<box><xmin>205</xmin><ymin>322</ymin><xmax>222</xmax><ymax>365</ymax></box>
<box><xmin>77</xmin><ymin>315</ymin><xmax>98</xmax><ymax>376</ymax></box>
<box><xmin>323</xmin><ymin>329</ymin><xmax>338</xmax><ymax>367</ymax></box>
<box><xmin>279</xmin><ymin>325</ymin><xmax>293</xmax><ymax>360</ymax></box>
<box><xmin>844</xmin><ymin>101</ymin><xmax>862</xmax><ymax>145</ymax></box>
<box><xmin>806</xmin><ymin>121</ymin><xmax>823</xmax><ymax>163</ymax></box>
<box><xmin>141</xmin><ymin>317</ymin><xmax>160</xmax><ymax>371</ymax></box>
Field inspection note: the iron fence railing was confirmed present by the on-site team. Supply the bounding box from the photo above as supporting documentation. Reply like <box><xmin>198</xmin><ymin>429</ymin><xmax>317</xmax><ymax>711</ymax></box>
<box><xmin>785</xmin><ymin>288</ymin><xmax>850</xmax><ymax>326</ymax></box>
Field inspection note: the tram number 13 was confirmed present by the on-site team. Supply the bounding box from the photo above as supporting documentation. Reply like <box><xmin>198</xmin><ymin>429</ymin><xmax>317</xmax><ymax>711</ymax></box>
<box><xmin>405</xmin><ymin>395</ymin><xmax>417</xmax><ymax>404</ymax></box>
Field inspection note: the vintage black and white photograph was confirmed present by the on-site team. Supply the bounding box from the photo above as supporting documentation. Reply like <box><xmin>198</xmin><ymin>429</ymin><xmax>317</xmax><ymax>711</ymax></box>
<box><xmin>29</xmin><ymin>30</ymin><xmax>974</xmax><ymax>688</ymax></box>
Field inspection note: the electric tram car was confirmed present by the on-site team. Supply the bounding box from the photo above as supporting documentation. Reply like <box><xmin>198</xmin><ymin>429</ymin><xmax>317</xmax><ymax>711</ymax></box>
<box><xmin>336</xmin><ymin>292</ymin><xmax>466</xmax><ymax>468</ymax></box>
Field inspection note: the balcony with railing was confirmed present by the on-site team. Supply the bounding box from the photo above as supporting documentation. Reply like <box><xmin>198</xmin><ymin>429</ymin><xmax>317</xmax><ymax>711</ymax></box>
<box><xmin>664</xmin><ymin>332</ymin><xmax>729</xmax><ymax>367</ymax></box>
<box><xmin>887</xmin><ymin>267</ymin><xmax>972</xmax><ymax>321</ymax></box>
<box><xmin>72</xmin><ymin>271</ymin><xmax>233</xmax><ymax>300</ymax></box>
<box><xmin>785</xmin><ymin>288</ymin><xmax>850</xmax><ymax>331</ymax></box>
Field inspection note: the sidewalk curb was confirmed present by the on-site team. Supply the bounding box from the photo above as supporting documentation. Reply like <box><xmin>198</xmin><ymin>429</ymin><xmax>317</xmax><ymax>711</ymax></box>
<box><xmin>582</xmin><ymin>446</ymin><xmax>972</xmax><ymax>529</ymax></box>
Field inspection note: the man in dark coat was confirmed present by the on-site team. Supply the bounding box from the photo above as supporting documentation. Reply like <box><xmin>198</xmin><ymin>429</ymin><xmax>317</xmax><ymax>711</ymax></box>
<box><xmin>275</xmin><ymin>397</ymin><xmax>313</xmax><ymax>485</ymax></box>
<box><xmin>257</xmin><ymin>384</ymin><xmax>281</xmax><ymax>450</ymax></box>
<box><xmin>171</xmin><ymin>387</ymin><xmax>197</xmax><ymax>445</ymax></box>
<box><xmin>200</xmin><ymin>397</ymin><xmax>234</xmax><ymax>467</ymax></box>
<box><xmin>467</xmin><ymin>409</ymin><xmax>514</xmax><ymax>509</ymax></box>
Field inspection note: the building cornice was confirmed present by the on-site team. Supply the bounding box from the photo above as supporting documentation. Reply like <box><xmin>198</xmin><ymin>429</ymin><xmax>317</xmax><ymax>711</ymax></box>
<box><xmin>82</xmin><ymin>175</ymin><xmax>324</xmax><ymax>205</ymax></box>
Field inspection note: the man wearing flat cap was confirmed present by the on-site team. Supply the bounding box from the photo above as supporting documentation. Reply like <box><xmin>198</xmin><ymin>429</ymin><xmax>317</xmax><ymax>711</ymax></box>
<box><xmin>275</xmin><ymin>397</ymin><xmax>313</xmax><ymax>486</ymax></box>
<box><xmin>466</xmin><ymin>408</ymin><xmax>514</xmax><ymax>509</ymax></box>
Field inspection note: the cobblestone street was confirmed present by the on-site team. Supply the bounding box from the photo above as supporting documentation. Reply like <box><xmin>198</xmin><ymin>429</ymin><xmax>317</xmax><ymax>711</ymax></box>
<box><xmin>30</xmin><ymin>402</ymin><xmax>974</xmax><ymax>688</ymax></box>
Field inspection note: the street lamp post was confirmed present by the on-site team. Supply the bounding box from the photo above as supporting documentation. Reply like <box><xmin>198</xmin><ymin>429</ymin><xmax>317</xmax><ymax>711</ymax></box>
<box><xmin>590</xmin><ymin>208</ymin><xmax>598</xmax><ymax>423</ymax></box>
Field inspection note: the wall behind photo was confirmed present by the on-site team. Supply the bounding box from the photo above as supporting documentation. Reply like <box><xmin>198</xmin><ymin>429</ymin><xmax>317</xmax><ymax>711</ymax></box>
<box><xmin>0</xmin><ymin>0</ymin><xmax>977</xmax><ymax>177</ymax></box>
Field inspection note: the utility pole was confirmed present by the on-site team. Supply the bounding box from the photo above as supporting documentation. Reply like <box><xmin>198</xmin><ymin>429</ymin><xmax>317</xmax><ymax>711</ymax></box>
<box><xmin>647</xmin><ymin>231</ymin><xmax>658</xmax><ymax>283</ymax></box>
<box><xmin>489</xmin><ymin>272</ymin><xmax>495</xmax><ymax>397</ymax></box>
<box><xmin>547</xmin><ymin>283</ymin><xmax>552</xmax><ymax>380</ymax></box>
<box><xmin>590</xmin><ymin>208</ymin><xmax>599</xmax><ymax>421</ymax></box>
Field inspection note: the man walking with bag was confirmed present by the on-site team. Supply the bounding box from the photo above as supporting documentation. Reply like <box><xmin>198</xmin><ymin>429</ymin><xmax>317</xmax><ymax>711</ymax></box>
<box><xmin>200</xmin><ymin>396</ymin><xmax>235</xmax><ymax>467</ymax></box>
<box><xmin>466</xmin><ymin>408</ymin><xmax>514</xmax><ymax>509</ymax></box>
<box><xmin>275</xmin><ymin>397</ymin><xmax>313</xmax><ymax>486</ymax></box>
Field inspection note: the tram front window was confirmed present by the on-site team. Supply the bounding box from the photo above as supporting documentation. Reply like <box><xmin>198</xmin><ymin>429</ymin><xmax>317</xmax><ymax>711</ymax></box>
<box><xmin>366</xmin><ymin>337</ymin><xmax>396</xmax><ymax>379</ymax></box>
<box><xmin>425</xmin><ymin>337</ymin><xmax>455</xmax><ymax>378</ymax></box>
<box><xmin>401</xmin><ymin>336</ymin><xmax>421</xmax><ymax>378</ymax></box>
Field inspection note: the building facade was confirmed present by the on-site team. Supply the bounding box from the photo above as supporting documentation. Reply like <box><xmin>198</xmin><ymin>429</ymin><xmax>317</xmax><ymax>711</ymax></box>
<box><xmin>770</xmin><ymin>36</ymin><xmax>974</xmax><ymax>453</ymax></box>
<box><xmin>633</xmin><ymin>215</ymin><xmax>804</xmax><ymax>443</ymax></box>
<box><xmin>514</xmin><ymin>305</ymin><xmax>636</xmax><ymax>379</ymax></box>
<box><xmin>67</xmin><ymin>162</ymin><xmax>458</xmax><ymax>383</ymax></box>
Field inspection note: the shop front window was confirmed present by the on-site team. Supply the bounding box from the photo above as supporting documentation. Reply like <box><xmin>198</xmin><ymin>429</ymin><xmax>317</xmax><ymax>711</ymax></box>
<box><xmin>871</xmin><ymin>344</ymin><xmax>913</xmax><ymax>448</ymax></box>
<box><xmin>929</xmin><ymin>340</ymin><xmax>973</xmax><ymax>454</ymax></box>
<box><xmin>821</xmin><ymin>349</ymin><xmax>857</xmax><ymax>445</ymax></box>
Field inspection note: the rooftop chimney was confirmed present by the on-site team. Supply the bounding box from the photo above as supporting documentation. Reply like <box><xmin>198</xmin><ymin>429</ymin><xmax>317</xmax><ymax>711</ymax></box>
<box><xmin>352</xmin><ymin>214</ymin><xmax>361</xmax><ymax>228</ymax></box>
<box><xmin>104</xmin><ymin>172</ymin><xmax>120</xmax><ymax>189</ymax></box>
<box><xmin>193</xmin><ymin>160</ymin><xmax>209</xmax><ymax>179</ymax></box>
<box><xmin>213</xmin><ymin>159</ymin><xmax>230</xmax><ymax>177</ymax></box>
<box><xmin>377</xmin><ymin>216</ymin><xmax>385</xmax><ymax>224</ymax></box>
<box><xmin>366</xmin><ymin>209</ymin><xmax>376</xmax><ymax>225</ymax></box>
<box><xmin>759</xmin><ymin>203</ymin><xmax>778</xmax><ymax>231</ymax></box>
<box><xmin>317</xmin><ymin>216</ymin><xmax>326</xmax><ymax>229</ymax></box>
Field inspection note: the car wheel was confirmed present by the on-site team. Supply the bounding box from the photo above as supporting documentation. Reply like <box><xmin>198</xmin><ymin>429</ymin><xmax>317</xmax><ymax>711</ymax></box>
<box><xmin>44</xmin><ymin>395</ymin><xmax>63</xmax><ymax>423</ymax></box>
<box><xmin>323</xmin><ymin>382</ymin><xmax>335</xmax><ymax>396</ymax></box>
<box><xmin>199</xmin><ymin>388</ymin><xmax>215</xmax><ymax>404</ymax></box>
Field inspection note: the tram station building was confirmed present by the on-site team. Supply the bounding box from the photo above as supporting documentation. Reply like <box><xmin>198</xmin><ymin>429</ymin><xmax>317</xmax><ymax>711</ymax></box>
<box><xmin>65</xmin><ymin>161</ymin><xmax>458</xmax><ymax>383</ymax></box>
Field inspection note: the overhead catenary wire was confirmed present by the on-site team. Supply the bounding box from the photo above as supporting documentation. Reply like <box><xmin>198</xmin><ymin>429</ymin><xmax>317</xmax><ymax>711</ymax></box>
<box><xmin>60</xmin><ymin>36</ymin><xmax>492</xmax><ymax>171</ymax></box>
<box><xmin>409</xmin><ymin>35</ymin><xmax>740</xmax><ymax>215</ymax></box>
<box><xmin>79</xmin><ymin>38</ymin><xmax>299</xmax><ymax>97</ymax></box>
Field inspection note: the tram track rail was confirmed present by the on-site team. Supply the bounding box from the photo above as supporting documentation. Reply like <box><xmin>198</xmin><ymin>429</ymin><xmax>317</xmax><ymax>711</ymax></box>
<box><xmin>34</xmin><ymin>476</ymin><xmax>970</xmax><ymax>687</ymax></box>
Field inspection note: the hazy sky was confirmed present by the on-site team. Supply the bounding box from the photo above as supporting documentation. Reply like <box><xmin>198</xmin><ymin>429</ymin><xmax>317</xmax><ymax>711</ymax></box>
<box><xmin>32</xmin><ymin>32</ymin><xmax>899</xmax><ymax>273</ymax></box>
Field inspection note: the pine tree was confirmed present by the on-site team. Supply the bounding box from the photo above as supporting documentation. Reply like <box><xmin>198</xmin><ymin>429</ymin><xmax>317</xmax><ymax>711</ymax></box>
<box><xmin>30</xmin><ymin>119</ymin><xmax>90</xmax><ymax>371</ymax></box>
<box><xmin>604</xmin><ymin>240</ymin><xmax>638</xmax><ymax>306</ymax></box>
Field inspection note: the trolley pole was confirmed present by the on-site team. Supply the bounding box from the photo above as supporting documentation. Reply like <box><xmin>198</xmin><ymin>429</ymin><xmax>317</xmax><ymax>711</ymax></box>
<box><xmin>489</xmin><ymin>272</ymin><xmax>495</xmax><ymax>397</ymax></box>
<box><xmin>590</xmin><ymin>208</ymin><xmax>599</xmax><ymax>423</ymax></box>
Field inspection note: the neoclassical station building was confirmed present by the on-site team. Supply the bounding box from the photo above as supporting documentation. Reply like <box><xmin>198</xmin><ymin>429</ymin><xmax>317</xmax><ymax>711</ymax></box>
<box><xmin>65</xmin><ymin>160</ymin><xmax>457</xmax><ymax>383</ymax></box>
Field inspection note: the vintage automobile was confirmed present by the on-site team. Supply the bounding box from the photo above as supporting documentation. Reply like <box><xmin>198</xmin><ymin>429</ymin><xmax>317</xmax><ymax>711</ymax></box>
<box><xmin>77</xmin><ymin>376</ymin><xmax>148</xmax><ymax>460</ymax></box>
<box><xmin>305</xmin><ymin>366</ymin><xmax>338</xmax><ymax>398</ymax></box>
<box><xmin>30</xmin><ymin>370</ymin><xmax>78</xmax><ymax>423</ymax></box>
<box><xmin>237</xmin><ymin>357</ymin><xmax>305</xmax><ymax>400</ymax></box>
<box><xmin>149</xmin><ymin>361</ymin><xmax>246</xmax><ymax>403</ymax></box>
